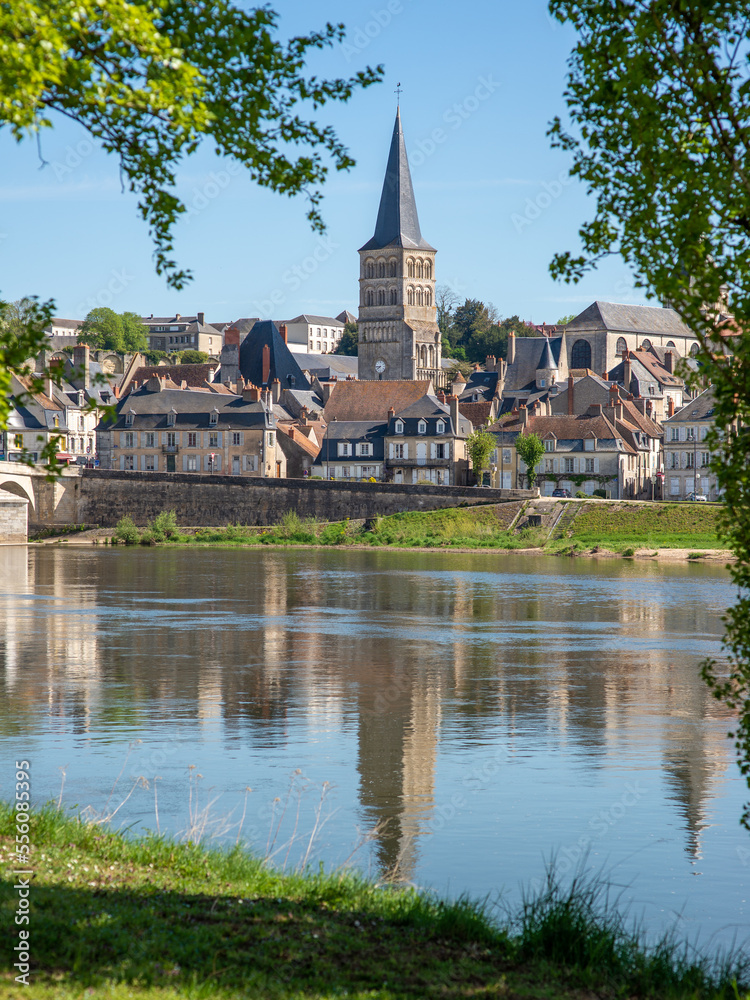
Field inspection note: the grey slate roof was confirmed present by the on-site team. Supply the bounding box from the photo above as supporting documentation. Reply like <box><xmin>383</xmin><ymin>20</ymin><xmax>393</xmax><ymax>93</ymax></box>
<box><xmin>284</xmin><ymin>314</ymin><xmax>345</xmax><ymax>326</ymax></box>
<box><xmin>667</xmin><ymin>387</ymin><xmax>716</xmax><ymax>423</ymax></box>
<box><xmin>504</xmin><ymin>336</ymin><xmax>563</xmax><ymax>393</ymax></box>
<box><xmin>102</xmin><ymin>385</ymin><xmax>274</xmax><ymax>431</ymax></box>
<box><xmin>318</xmin><ymin>420</ymin><xmax>386</xmax><ymax>464</ymax></box>
<box><xmin>292</xmin><ymin>352</ymin><xmax>359</xmax><ymax>378</ymax></box>
<box><xmin>537</xmin><ymin>338</ymin><xmax>557</xmax><ymax>370</ymax></box>
<box><xmin>239</xmin><ymin>321</ymin><xmax>311</xmax><ymax>391</ymax></box>
<box><xmin>566</xmin><ymin>301</ymin><xmax>694</xmax><ymax>337</ymax></box>
<box><xmin>359</xmin><ymin>109</ymin><xmax>434</xmax><ymax>252</ymax></box>
<box><xmin>391</xmin><ymin>395</ymin><xmax>471</xmax><ymax>437</ymax></box>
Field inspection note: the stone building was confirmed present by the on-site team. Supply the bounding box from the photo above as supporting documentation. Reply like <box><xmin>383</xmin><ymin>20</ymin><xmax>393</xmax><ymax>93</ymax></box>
<box><xmin>97</xmin><ymin>377</ymin><xmax>285</xmax><ymax>477</ymax></box>
<box><xmin>357</xmin><ymin>109</ymin><xmax>443</xmax><ymax>385</ymax></box>
<box><xmin>662</xmin><ymin>387</ymin><xmax>727</xmax><ymax>501</ymax></box>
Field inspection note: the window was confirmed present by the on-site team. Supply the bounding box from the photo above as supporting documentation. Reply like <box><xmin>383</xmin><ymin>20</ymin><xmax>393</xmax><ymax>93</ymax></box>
<box><xmin>389</xmin><ymin>260</ymin><xmax>397</xmax><ymax>277</ymax></box>
<box><xmin>436</xmin><ymin>420</ymin><xmax>445</xmax><ymax>434</ymax></box>
<box><xmin>366</xmin><ymin>289</ymin><xmax>374</xmax><ymax>306</ymax></box>
<box><xmin>670</xmin><ymin>477</ymin><xmax>680</xmax><ymax>496</ymax></box>
<box><xmin>167</xmin><ymin>409</ymin><xmax>176</xmax><ymax>426</ymax></box>
<box><xmin>564</xmin><ymin>458</ymin><xmax>575</xmax><ymax>473</ymax></box>
<box><xmin>616</xmin><ymin>337</ymin><xmax>627</xmax><ymax>355</ymax></box>
<box><xmin>123</xmin><ymin>431</ymin><xmax>135</xmax><ymax>448</ymax></box>
<box><xmin>366</xmin><ymin>260</ymin><xmax>374</xmax><ymax>278</ymax></box>
<box><xmin>585</xmin><ymin>458</ymin><xmax>595</xmax><ymax>473</ymax></box>
<box><xmin>686</xmin><ymin>427</ymin><xmax>696</xmax><ymax>441</ymax></box>
<box><xmin>377</xmin><ymin>289</ymin><xmax>385</xmax><ymax>305</ymax></box>
<box><xmin>361</xmin><ymin>465</ymin><xmax>377</xmax><ymax>478</ymax></box>
<box><xmin>186</xmin><ymin>455</ymin><xmax>198</xmax><ymax>472</ymax></box>
<box><xmin>337</xmin><ymin>442</ymin><xmax>352</xmax><ymax>457</ymax></box>
<box><xmin>394</xmin><ymin>444</ymin><xmax>405</xmax><ymax>459</ymax></box>
<box><xmin>670</xmin><ymin>427</ymin><xmax>679</xmax><ymax>441</ymax></box>
<box><xmin>125</xmin><ymin>410</ymin><xmax>134</xmax><ymax>426</ymax></box>
<box><xmin>502</xmin><ymin>449</ymin><xmax>511</xmax><ymax>464</ymax></box>
<box><xmin>584</xmin><ymin>438</ymin><xmax>595</xmax><ymax>451</ymax></box>
<box><xmin>544</xmin><ymin>439</ymin><xmax>554</xmax><ymax>452</ymax></box>
<box><xmin>418</xmin><ymin>420</ymin><xmax>427</xmax><ymax>434</ymax></box>
<box><xmin>407</xmin><ymin>258</ymin><xmax>414</xmax><ymax>277</ymax></box>
<box><xmin>124</xmin><ymin>455</ymin><xmax>134</xmax><ymax>470</ymax></box>
<box><xmin>209</xmin><ymin>409</ymin><xmax>219</xmax><ymax>425</ymax></box>
<box><xmin>341</xmin><ymin>466</ymin><xmax>351</xmax><ymax>479</ymax></box>
<box><xmin>666</xmin><ymin>340</ymin><xmax>676</xmax><ymax>348</ymax></box>
<box><xmin>570</xmin><ymin>339</ymin><xmax>591</xmax><ymax>369</ymax></box>
<box><xmin>390</xmin><ymin>288</ymin><xmax>397</xmax><ymax>305</ymax></box>
<box><xmin>539</xmin><ymin>379</ymin><xmax>546</xmax><ymax>388</ymax></box>
<box><xmin>144</xmin><ymin>432</ymin><xmax>155</xmax><ymax>448</ymax></box>
<box><xmin>166</xmin><ymin>431</ymin><xmax>176</xmax><ymax>447</ymax></box>
<box><xmin>701</xmin><ymin>452</ymin><xmax>710</xmax><ymax>467</ymax></box>
<box><xmin>232</xmin><ymin>432</ymin><xmax>242</xmax><ymax>446</ymax></box>
<box><xmin>357</xmin><ymin>442</ymin><xmax>373</xmax><ymax>457</ymax></box>
<box><xmin>13</xmin><ymin>434</ymin><xmax>23</xmax><ymax>448</ymax></box>
<box><xmin>686</xmin><ymin>452</ymin><xmax>694</xmax><ymax>468</ymax></box>
<box><xmin>395</xmin><ymin>420</ymin><xmax>404</xmax><ymax>434</ymax></box>
<box><xmin>641</xmin><ymin>339</ymin><xmax>652</xmax><ymax>350</ymax></box>
<box><xmin>436</xmin><ymin>443</ymin><xmax>446</xmax><ymax>459</ymax></box>
<box><xmin>545</xmin><ymin>459</ymin><xmax>554</xmax><ymax>472</ymax></box>
<box><xmin>145</xmin><ymin>455</ymin><xmax>156</xmax><ymax>471</ymax></box>
<box><xmin>208</xmin><ymin>432</ymin><xmax>218</xmax><ymax>447</ymax></box>
<box><xmin>187</xmin><ymin>432</ymin><xmax>198</xmax><ymax>447</ymax></box>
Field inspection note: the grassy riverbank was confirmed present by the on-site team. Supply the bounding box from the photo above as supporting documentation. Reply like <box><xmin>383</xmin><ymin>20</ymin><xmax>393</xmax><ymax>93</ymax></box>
<box><xmin>94</xmin><ymin>501</ymin><xmax>726</xmax><ymax>557</ymax></box>
<box><xmin>0</xmin><ymin>804</ymin><xmax>747</xmax><ymax>999</ymax></box>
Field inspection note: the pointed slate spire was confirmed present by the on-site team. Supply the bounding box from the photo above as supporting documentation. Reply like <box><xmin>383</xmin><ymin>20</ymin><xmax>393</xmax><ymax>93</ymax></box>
<box><xmin>359</xmin><ymin>109</ymin><xmax>435</xmax><ymax>252</ymax></box>
<box><xmin>537</xmin><ymin>338</ymin><xmax>557</xmax><ymax>370</ymax></box>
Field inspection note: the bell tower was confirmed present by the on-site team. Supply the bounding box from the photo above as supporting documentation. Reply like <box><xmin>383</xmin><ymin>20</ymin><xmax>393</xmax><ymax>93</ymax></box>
<box><xmin>357</xmin><ymin>109</ymin><xmax>441</xmax><ymax>382</ymax></box>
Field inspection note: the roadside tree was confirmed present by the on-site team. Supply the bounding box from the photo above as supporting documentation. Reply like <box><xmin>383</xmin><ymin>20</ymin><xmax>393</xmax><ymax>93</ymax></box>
<box><xmin>515</xmin><ymin>433</ymin><xmax>545</xmax><ymax>490</ymax></box>
<box><xmin>466</xmin><ymin>428</ymin><xmax>496</xmax><ymax>486</ymax></box>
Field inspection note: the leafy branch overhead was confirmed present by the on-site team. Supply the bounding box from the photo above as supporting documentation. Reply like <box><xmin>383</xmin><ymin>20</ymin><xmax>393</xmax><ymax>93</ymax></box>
<box><xmin>0</xmin><ymin>1</ymin><xmax>382</xmax><ymax>288</ymax></box>
<box><xmin>549</xmin><ymin>0</ymin><xmax>750</xmax><ymax>827</ymax></box>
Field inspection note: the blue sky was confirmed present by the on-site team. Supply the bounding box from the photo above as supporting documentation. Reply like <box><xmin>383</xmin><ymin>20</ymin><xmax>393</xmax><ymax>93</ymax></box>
<box><xmin>0</xmin><ymin>1</ymin><xmax>651</xmax><ymax>324</ymax></box>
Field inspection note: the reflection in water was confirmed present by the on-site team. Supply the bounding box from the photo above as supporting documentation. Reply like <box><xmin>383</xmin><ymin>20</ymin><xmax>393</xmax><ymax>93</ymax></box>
<box><xmin>0</xmin><ymin>546</ymin><xmax>743</xmax><ymax>941</ymax></box>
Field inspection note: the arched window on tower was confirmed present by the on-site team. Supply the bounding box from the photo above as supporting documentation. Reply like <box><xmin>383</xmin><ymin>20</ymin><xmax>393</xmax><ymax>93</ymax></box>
<box><xmin>378</xmin><ymin>260</ymin><xmax>385</xmax><ymax>278</ymax></box>
<box><xmin>425</xmin><ymin>288</ymin><xmax>432</xmax><ymax>306</ymax></box>
<box><xmin>666</xmin><ymin>340</ymin><xmax>676</xmax><ymax>348</ymax></box>
<box><xmin>641</xmin><ymin>338</ymin><xmax>652</xmax><ymax>351</ymax></box>
<box><xmin>428</xmin><ymin>345</ymin><xmax>435</xmax><ymax>368</ymax></box>
<box><xmin>416</xmin><ymin>259</ymin><xmax>424</xmax><ymax>278</ymax></box>
<box><xmin>407</xmin><ymin>258</ymin><xmax>415</xmax><ymax>278</ymax></box>
<box><xmin>615</xmin><ymin>337</ymin><xmax>627</xmax><ymax>356</ymax></box>
<box><xmin>407</xmin><ymin>286</ymin><xmax>415</xmax><ymax>305</ymax></box>
<box><xmin>390</xmin><ymin>288</ymin><xmax>397</xmax><ymax>305</ymax></box>
<box><xmin>421</xmin><ymin>345</ymin><xmax>428</xmax><ymax>367</ymax></box>
<box><xmin>366</xmin><ymin>289</ymin><xmax>374</xmax><ymax>306</ymax></box>
<box><xmin>389</xmin><ymin>259</ymin><xmax>397</xmax><ymax>277</ymax></box>
<box><xmin>424</xmin><ymin>260</ymin><xmax>431</xmax><ymax>279</ymax></box>
<box><xmin>570</xmin><ymin>339</ymin><xmax>591</xmax><ymax>369</ymax></box>
<box><xmin>417</xmin><ymin>287</ymin><xmax>424</xmax><ymax>306</ymax></box>
<box><xmin>366</xmin><ymin>260</ymin><xmax>374</xmax><ymax>278</ymax></box>
<box><xmin>377</xmin><ymin>288</ymin><xmax>386</xmax><ymax>305</ymax></box>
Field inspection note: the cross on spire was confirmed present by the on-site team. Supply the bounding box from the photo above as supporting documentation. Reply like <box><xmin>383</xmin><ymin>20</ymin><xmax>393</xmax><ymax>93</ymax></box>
<box><xmin>395</xmin><ymin>81</ymin><xmax>403</xmax><ymax>105</ymax></box>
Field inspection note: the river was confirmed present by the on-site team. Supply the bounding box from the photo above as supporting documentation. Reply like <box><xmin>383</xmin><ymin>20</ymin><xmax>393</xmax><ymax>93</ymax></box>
<box><xmin>0</xmin><ymin>545</ymin><xmax>747</xmax><ymax>952</ymax></box>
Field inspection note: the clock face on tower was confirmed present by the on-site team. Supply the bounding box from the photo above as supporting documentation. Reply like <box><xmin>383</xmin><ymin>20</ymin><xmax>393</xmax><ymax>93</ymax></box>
<box><xmin>374</xmin><ymin>359</ymin><xmax>386</xmax><ymax>373</ymax></box>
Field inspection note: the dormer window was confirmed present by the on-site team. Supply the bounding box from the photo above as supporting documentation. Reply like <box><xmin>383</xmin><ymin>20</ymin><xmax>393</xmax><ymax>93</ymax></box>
<box><xmin>395</xmin><ymin>420</ymin><xmax>404</xmax><ymax>434</ymax></box>
<box><xmin>209</xmin><ymin>409</ymin><xmax>219</xmax><ymax>426</ymax></box>
<box><xmin>418</xmin><ymin>419</ymin><xmax>427</xmax><ymax>435</ymax></box>
<box><xmin>544</xmin><ymin>438</ymin><xmax>554</xmax><ymax>452</ymax></box>
<box><xmin>436</xmin><ymin>420</ymin><xmax>445</xmax><ymax>434</ymax></box>
<box><xmin>125</xmin><ymin>409</ymin><xmax>135</xmax><ymax>426</ymax></box>
<box><xmin>167</xmin><ymin>409</ymin><xmax>177</xmax><ymax>427</ymax></box>
<box><xmin>584</xmin><ymin>438</ymin><xmax>595</xmax><ymax>451</ymax></box>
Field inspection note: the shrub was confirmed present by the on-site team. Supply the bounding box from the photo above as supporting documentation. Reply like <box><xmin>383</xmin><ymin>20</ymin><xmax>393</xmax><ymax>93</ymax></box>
<box><xmin>151</xmin><ymin>509</ymin><xmax>179</xmax><ymax>539</ymax></box>
<box><xmin>113</xmin><ymin>516</ymin><xmax>140</xmax><ymax>545</ymax></box>
<box><xmin>575</xmin><ymin>490</ymin><xmax>588</xmax><ymax>499</ymax></box>
<box><xmin>593</xmin><ymin>488</ymin><xmax>606</xmax><ymax>498</ymax></box>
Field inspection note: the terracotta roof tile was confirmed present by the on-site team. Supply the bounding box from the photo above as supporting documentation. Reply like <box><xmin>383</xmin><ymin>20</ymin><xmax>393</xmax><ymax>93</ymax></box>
<box><xmin>458</xmin><ymin>400</ymin><xmax>492</xmax><ymax>427</ymax></box>
<box><xmin>323</xmin><ymin>380</ymin><xmax>431</xmax><ymax>422</ymax></box>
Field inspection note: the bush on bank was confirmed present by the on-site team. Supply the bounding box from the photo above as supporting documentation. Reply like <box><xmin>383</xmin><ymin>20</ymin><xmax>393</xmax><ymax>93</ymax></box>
<box><xmin>0</xmin><ymin>803</ymin><xmax>747</xmax><ymax>999</ymax></box>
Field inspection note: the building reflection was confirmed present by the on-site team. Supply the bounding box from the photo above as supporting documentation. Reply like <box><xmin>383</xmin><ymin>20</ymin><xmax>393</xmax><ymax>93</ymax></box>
<box><xmin>0</xmin><ymin>547</ymin><xmax>736</xmax><ymax>876</ymax></box>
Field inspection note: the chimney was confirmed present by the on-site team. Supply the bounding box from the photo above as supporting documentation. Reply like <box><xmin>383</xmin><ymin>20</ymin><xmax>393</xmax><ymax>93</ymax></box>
<box><xmin>518</xmin><ymin>403</ymin><xmax>528</xmax><ymax>428</ymax></box>
<box><xmin>602</xmin><ymin>371</ymin><xmax>608</xmax><ymax>381</ymax></box>
<box><xmin>300</xmin><ymin>405</ymin><xmax>309</xmax><ymax>424</ymax></box>
<box><xmin>279</xmin><ymin>323</ymin><xmax>288</xmax><ymax>344</ymax></box>
<box><xmin>207</xmin><ymin>367</ymin><xmax>216</xmax><ymax>383</ymax></box>
<box><xmin>388</xmin><ymin>406</ymin><xmax>395</xmax><ymax>420</ymax></box>
<box><xmin>646</xmin><ymin>399</ymin><xmax>653</xmax><ymax>417</ymax></box>
<box><xmin>197</xmin><ymin>311</ymin><xmax>205</xmax><ymax>325</ymax></box>
<box><xmin>175</xmin><ymin>313</ymin><xmax>181</xmax><ymax>320</ymax></box>
<box><xmin>224</xmin><ymin>327</ymin><xmax>240</xmax><ymax>347</ymax></box>
<box><xmin>73</xmin><ymin>344</ymin><xmax>90</xmax><ymax>389</ymax></box>
<box><xmin>448</xmin><ymin>394</ymin><xmax>460</xmax><ymax>429</ymax></box>
<box><xmin>567</xmin><ymin>373</ymin><xmax>575</xmax><ymax>416</ymax></box>
<box><xmin>486</xmin><ymin>355</ymin><xmax>496</xmax><ymax>371</ymax></box>
<box><xmin>180</xmin><ymin>380</ymin><xmax>187</xmax><ymax>390</ymax></box>
<box><xmin>508</xmin><ymin>331</ymin><xmax>516</xmax><ymax>365</ymax></box>
<box><xmin>623</xmin><ymin>350</ymin><xmax>632</xmax><ymax>392</ymax></box>
<box><xmin>437</xmin><ymin>390</ymin><xmax>446</xmax><ymax>404</ymax></box>
<box><xmin>272</xmin><ymin>378</ymin><xmax>281</xmax><ymax>403</ymax></box>
<box><xmin>665</xmin><ymin>350</ymin><xmax>674</xmax><ymax>373</ymax></box>
<box><xmin>667</xmin><ymin>396</ymin><xmax>675</xmax><ymax>418</ymax></box>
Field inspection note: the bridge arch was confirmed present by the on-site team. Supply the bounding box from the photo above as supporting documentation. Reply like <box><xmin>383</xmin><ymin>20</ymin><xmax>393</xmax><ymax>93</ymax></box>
<box><xmin>0</xmin><ymin>478</ymin><xmax>36</xmax><ymax>512</ymax></box>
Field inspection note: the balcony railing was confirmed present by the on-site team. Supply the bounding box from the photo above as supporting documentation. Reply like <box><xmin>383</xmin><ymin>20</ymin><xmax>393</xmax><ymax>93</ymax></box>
<box><xmin>388</xmin><ymin>456</ymin><xmax>451</xmax><ymax>467</ymax></box>
<box><xmin>162</xmin><ymin>444</ymin><xmax>179</xmax><ymax>454</ymax></box>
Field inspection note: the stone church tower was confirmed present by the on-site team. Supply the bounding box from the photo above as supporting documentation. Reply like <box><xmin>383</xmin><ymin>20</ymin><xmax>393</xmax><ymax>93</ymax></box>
<box><xmin>357</xmin><ymin>109</ymin><xmax>442</xmax><ymax>382</ymax></box>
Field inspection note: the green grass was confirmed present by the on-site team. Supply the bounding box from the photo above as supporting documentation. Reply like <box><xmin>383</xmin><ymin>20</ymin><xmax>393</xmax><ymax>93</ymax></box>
<box><xmin>560</xmin><ymin>502</ymin><xmax>724</xmax><ymax>551</ymax></box>
<box><xmin>1</xmin><ymin>804</ymin><xmax>747</xmax><ymax>999</ymax></box>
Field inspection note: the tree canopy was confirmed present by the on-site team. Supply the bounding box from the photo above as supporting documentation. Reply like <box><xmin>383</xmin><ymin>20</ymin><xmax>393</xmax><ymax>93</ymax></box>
<box><xmin>466</xmin><ymin>428</ymin><xmax>496</xmax><ymax>485</ymax></box>
<box><xmin>515</xmin><ymin>433</ymin><xmax>545</xmax><ymax>490</ymax></box>
<box><xmin>550</xmin><ymin>0</ymin><xmax>750</xmax><ymax>827</ymax></box>
<box><xmin>1</xmin><ymin>1</ymin><xmax>381</xmax><ymax>289</ymax></box>
<box><xmin>441</xmin><ymin>297</ymin><xmax>536</xmax><ymax>364</ymax></box>
<box><xmin>78</xmin><ymin>308</ymin><xmax>149</xmax><ymax>353</ymax></box>
<box><xmin>334</xmin><ymin>321</ymin><xmax>359</xmax><ymax>356</ymax></box>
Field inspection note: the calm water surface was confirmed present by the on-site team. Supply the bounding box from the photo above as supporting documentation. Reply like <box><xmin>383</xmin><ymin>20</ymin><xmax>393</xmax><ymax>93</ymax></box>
<box><xmin>1</xmin><ymin>546</ymin><xmax>748</xmax><ymax>951</ymax></box>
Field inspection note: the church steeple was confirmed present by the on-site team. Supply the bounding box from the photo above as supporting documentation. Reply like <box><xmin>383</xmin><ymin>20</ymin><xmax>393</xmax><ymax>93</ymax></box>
<box><xmin>357</xmin><ymin>109</ymin><xmax>441</xmax><ymax>383</ymax></box>
<box><xmin>360</xmin><ymin>109</ymin><xmax>434</xmax><ymax>252</ymax></box>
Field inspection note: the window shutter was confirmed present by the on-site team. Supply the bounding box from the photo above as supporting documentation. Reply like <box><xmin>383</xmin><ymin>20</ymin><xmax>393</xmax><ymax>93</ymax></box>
<box><xmin>182</xmin><ymin>455</ymin><xmax>188</xmax><ymax>471</ymax></box>
<box><xmin>403</xmin><ymin>443</ymin><xmax>409</xmax><ymax>459</ymax></box>
<box><xmin>120</xmin><ymin>456</ymin><xmax>126</xmax><ymax>470</ymax></box>
<box><xmin>594</xmin><ymin>457</ymin><xmax>599</xmax><ymax>473</ymax></box>
<box><xmin>153</xmin><ymin>455</ymin><xmax>158</xmax><ymax>472</ymax></box>
<box><xmin>430</xmin><ymin>443</ymin><xmax>436</xmax><ymax>459</ymax></box>
<box><xmin>389</xmin><ymin>443</ymin><xmax>394</xmax><ymax>458</ymax></box>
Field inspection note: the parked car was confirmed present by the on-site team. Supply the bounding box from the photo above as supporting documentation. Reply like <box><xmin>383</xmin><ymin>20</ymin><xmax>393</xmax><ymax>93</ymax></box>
<box><xmin>551</xmin><ymin>488</ymin><xmax>573</xmax><ymax>498</ymax></box>
<box><xmin>685</xmin><ymin>492</ymin><xmax>708</xmax><ymax>502</ymax></box>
